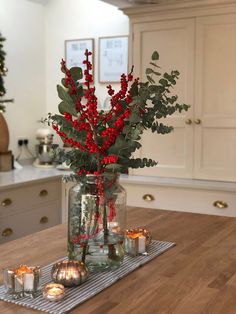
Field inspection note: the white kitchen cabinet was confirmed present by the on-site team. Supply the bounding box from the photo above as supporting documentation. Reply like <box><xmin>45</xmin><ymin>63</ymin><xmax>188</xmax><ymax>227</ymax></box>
<box><xmin>194</xmin><ymin>14</ymin><xmax>236</xmax><ymax>181</ymax></box>
<box><xmin>121</xmin><ymin>176</ymin><xmax>236</xmax><ymax>217</ymax></box>
<box><xmin>0</xmin><ymin>170</ymin><xmax>62</xmax><ymax>243</ymax></box>
<box><xmin>124</xmin><ymin>1</ymin><xmax>236</xmax><ymax>182</ymax></box>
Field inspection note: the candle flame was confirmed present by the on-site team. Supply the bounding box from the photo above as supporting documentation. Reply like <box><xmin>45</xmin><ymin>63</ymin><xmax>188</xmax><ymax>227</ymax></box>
<box><xmin>14</xmin><ymin>265</ymin><xmax>33</xmax><ymax>275</ymax></box>
<box><xmin>48</xmin><ymin>287</ymin><xmax>63</xmax><ymax>296</ymax></box>
<box><xmin>127</xmin><ymin>232</ymin><xmax>143</xmax><ymax>239</ymax></box>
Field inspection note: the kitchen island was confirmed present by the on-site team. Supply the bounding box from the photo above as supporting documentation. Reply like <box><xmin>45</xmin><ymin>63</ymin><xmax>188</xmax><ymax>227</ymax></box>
<box><xmin>1</xmin><ymin>207</ymin><xmax>236</xmax><ymax>314</ymax></box>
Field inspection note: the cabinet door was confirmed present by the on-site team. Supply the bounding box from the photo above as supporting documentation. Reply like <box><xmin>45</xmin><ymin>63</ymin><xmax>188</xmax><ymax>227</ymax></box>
<box><xmin>132</xmin><ymin>18</ymin><xmax>195</xmax><ymax>178</ymax></box>
<box><xmin>195</xmin><ymin>14</ymin><xmax>236</xmax><ymax>181</ymax></box>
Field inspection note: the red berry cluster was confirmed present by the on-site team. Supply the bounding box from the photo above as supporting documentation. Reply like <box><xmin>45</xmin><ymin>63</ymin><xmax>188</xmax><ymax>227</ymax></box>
<box><xmin>54</xmin><ymin>51</ymin><xmax>138</xmax><ymax>178</ymax></box>
<box><xmin>101</xmin><ymin>155</ymin><xmax>118</xmax><ymax>165</ymax></box>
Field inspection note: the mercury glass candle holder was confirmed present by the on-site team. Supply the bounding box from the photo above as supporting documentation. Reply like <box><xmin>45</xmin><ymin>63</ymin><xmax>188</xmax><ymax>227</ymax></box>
<box><xmin>51</xmin><ymin>260</ymin><xmax>88</xmax><ymax>287</ymax></box>
<box><xmin>3</xmin><ymin>265</ymin><xmax>41</xmax><ymax>299</ymax></box>
<box><xmin>125</xmin><ymin>228</ymin><xmax>152</xmax><ymax>256</ymax></box>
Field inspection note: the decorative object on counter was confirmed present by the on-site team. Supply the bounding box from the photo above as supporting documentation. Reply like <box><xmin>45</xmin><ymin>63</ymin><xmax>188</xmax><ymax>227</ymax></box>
<box><xmin>0</xmin><ymin>113</ymin><xmax>9</xmax><ymax>152</ymax></box>
<box><xmin>46</xmin><ymin>49</ymin><xmax>188</xmax><ymax>271</ymax></box>
<box><xmin>51</xmin><ymin>260</ymin><xmax>88</xmax><ymax>287</ymax></box>
<box><xmin>42</xmin><ymin>283</ymin><xmax>65</xmax><ymax>302</ymax></box>
<box><xmin>3</xmin><ymin>265</ymin><xmax>41</xmax><ymax>299</ymax></box>
<box><xmin>56</xmin><ymin>143</ymin><xmax>72</xmax><ymax>170</ymax></box>
<box><xmin>0</xmin><ymin>149</ymin><xmax>13</xmax><ymax>171</ymax></box>
<box><xmin>125</xmin><ymin>227</ymin><xmax>152</xmax><ymax>256</ymax></box>
<box><xmin>0</xmin><ymin>33</ymin><xmax>14</xmax><ymax>172</ymax></box>
<box><xmin>33</xmin><ymin>128</ymin><xmax>58</xmax><ymax>168</ymax></box>
<box><xmin>0</xmin><ymin>240</ymin><xmax>175</xmax><ymax>314</ymax></box>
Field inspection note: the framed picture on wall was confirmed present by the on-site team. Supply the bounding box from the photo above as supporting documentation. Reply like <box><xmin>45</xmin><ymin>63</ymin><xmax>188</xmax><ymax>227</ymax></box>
<box><xmin>99</xmin><ymin>36</ymin><xmax>128</xmax><ymax>83</ymax></box>
<box><xmin>65</xmin><ymin>38</ymin><xmax>94</xmax><ymax>79</ymax></box>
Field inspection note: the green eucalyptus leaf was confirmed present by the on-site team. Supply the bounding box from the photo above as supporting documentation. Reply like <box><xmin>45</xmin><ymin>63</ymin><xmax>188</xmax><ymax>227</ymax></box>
<box><xmin>57</xmin><ymin>85</ymin><xmax>73</xmax><ymax>103</ymax></box>
<box><xmin>70</xmin><ymin>67</ymin><xmax>83</xmax><ymax>82</ymax></box>
<box><xmin>130</xmin><ymin>81</ymin><xmax>139</xmax><ymax>96</ymax></box>
<box><xmin>61</xmin><ymin>78</ymin><xmax>66</xmax><ymax>87</ymax></box>
<box><xmin>153</xmin><ymin>70</ymin><xmax>161</xmax><ymax>76</ymax></box>
<box><xmin>151</xmin><ymin>51</ymin><xmax>159</xmax><ymax>61</ymax></box>
<box><xmin>147</xmin><ymin>75</ymin><xmax>155</xmax><ymax>84</ymax></box>
<box><xmin>159</xmin><ymin>79</ymin><xmax>168</xmax><ymax>87</ymax></box>
<box><xmin>58</xmin><ymin>101</ymin><xmax>77</xmax><ymax>116</ymax></box>
<box><xmin>77</xmin><ymin>85</ymin><xmax>84</xmax><ymax>97</ymax></box>
<box><xmin>105</xmin><ymin>163</ymin><xmax>122</xmax><ymax>170</ymax></box>
<box><xmin>139</xmin><ymin>82</ymin><xmax>149</xmax><ymax>88</ymax></box>
<box><xmin>150</xmin><ymin>62</ymin><xmax>161</xmax><ymax>68</ymax></box>
<box><xmin>146</xmin><ymin>68</ymin><xmax>154</xmax><ymax>74</ymax></box>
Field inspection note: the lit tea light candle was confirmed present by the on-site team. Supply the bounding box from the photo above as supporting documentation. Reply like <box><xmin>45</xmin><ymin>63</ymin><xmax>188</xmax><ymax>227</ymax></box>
<box><xmin>3</xmin><ymin>265</ymin><xmax>41</xmax><ymax>299</ymax></box>
<box><xmin>108</xmin><ymin>221</ymin><xmax>121</xmax><ymax>233</ymax></box>
<box><xmin>43</xmin><ymin>283</ymin><xmax>65</xmax><ymax>302</ymax></box>
<box><xmin>125</xmin><ymin>234</ymin><xmax>139</xmax><ymax>256</ymax></box>
<box><xmin>125</xmin><ymin>228</ymin><xmax>152</xmax><ymax>256</ymax></box>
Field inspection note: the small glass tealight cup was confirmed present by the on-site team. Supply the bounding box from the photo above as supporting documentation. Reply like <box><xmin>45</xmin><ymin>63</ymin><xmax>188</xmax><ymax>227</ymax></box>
<box><xmin>43</xmin><ymin>283</ymin><xmax>65</xmax><ymax>302</ymax></box>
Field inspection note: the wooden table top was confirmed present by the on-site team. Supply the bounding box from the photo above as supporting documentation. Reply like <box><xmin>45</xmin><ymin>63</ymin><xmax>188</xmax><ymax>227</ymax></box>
<box><xmin>1</xmin><ymin>207</ymin><xmax>236</xmax><ymax>314</ymax></box>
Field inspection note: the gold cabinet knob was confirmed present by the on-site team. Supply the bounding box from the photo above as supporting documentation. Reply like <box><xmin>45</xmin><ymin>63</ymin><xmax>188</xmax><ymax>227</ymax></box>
<box><xmin>2</xmin><ymin>228</ymin><xmax>13</xmax><ymax>237</ymax></box>
<box><xmin>1</xmin><ymin>198</ymin><xmax>12</xmax><ymax>207</ymax></box>
<box><xmin>39</xmin><ymin>189</ymin><xmax>48</xmax><ymax>197</ymax></box>
<box><xmin>142</xmin><ymin>194</ymin><xmax>155</xmax><ymax>202</ymax></box>
<box><xmin>194</xmin><ymin>119</ymin><xmax>201</xmax><ymax>125</ymax></box>
<box><xmin>40</xmin><ymin>216</ymin><xmax>49</xmax><ymax>224</ymax></box>
<box><xmin>213</xmin><ymin>200</ymin><xmax>228</xmax><ymax>209</ymax></box>
<box><xmin>185</xmin><ymin>119</ymin><xmax>192</xmax><ymax>125</ymax></box>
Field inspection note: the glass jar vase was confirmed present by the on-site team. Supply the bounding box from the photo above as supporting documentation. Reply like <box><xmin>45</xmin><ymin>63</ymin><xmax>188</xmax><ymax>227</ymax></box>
<box><xmin>68</xmin><ymin>174</ymin><xmax>126</xmax><ymax>272</ymax></box>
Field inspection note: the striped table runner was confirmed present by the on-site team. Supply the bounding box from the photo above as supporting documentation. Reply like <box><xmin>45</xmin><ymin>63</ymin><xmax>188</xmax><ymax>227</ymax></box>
<box><xmin>0</xmin><ymin>240</ymin><xmax>175</xmax><ymax>314</ymax></box>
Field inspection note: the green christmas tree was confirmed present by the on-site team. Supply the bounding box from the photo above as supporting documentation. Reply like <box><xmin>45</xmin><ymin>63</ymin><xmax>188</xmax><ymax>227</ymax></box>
<box><xmin>0</xmin><ymin>32</ymin><xmax>13</xmax><ymax>112</ymax></box>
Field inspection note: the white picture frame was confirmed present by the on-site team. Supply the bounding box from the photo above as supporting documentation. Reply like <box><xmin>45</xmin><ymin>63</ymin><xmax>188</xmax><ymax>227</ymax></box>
<box><xmin>99</xmin><ymin>36</ymin><xmax>128</xmax><ymax>83</ymax></box>
<box><xmin>65</xmin><ymin>38</ymin><xmax>94</xmax><ymax>79</ymax></box>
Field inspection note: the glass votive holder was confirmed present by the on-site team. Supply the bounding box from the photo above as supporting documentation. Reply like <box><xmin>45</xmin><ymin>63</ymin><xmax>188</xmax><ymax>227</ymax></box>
<box><xmin>43</xmin><ymin>283</ymin><xmax>65</xmax><ymax>302</ymax></box>
<box><xmin>3</xmin><ymin>265</ymin><xmax>41</xmax><ymax>299</ymax></box>
<box><xmin>125</xmin><ymin>227</ymin><xmax>152</xmax><ymax>256</ymax></box>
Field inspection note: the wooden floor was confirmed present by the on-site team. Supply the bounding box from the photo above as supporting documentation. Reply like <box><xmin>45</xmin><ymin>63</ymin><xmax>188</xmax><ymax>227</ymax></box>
<box><xmin>1</xmin><ymin>207</ymin><xmax>236</xmax><ymax>313</ymax></box>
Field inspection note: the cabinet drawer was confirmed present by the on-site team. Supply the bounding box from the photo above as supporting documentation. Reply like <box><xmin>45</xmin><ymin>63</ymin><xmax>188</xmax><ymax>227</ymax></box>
<box><xmin>123</xmin><ymin>183</ymin><xmax>236</xmax><ymax>217</ymax></box>
<box><xmin>0</xmin><ymin>179</ymin><xmax>61</xmax><ymax>217</ymax></box>
<box><xmin>0</xmin><ymin>200</ymin><xmax>61</xmax><ymax>244</ymax></box>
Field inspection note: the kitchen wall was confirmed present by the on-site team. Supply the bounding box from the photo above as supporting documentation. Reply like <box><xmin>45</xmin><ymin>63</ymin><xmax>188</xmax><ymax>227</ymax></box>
<box><xmin>0</xmin><ymin>0</ymin><xmax>46</xmax><ymax>158</ymax></box>
<box><xmin>0</xmin><ymin>0</ymin><xmax>129</xmax><ymax>155</ymax></box>
<box><xmin>45</xmin><ymin>0</ymin><xmax>129</xmax><ymax>144</ymax></box>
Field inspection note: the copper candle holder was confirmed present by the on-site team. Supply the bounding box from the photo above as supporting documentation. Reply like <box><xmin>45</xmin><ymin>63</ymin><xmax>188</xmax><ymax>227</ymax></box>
<box><xmin>3</xmin><ymin>265</ymin><xmax>41</xmax><ymax>299</ymax></box>
<box><xmin>51</xmin><ymin>260</ymin><xmax>88</xmax><ymax>287</ymax></box>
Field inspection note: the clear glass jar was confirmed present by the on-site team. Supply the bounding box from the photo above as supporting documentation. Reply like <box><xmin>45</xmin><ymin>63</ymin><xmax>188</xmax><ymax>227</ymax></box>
<box><xmin>68</xmin><ymin>174</ymin><xmax>126</xmax><ymax>272</ymax></box>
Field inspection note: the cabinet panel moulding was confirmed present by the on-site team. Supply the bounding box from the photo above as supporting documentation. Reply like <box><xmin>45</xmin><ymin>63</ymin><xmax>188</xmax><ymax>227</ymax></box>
<box><xmin>122</xmin><ymin>0</ymin><xmax>236</xmax><ymax>21</ymax></box>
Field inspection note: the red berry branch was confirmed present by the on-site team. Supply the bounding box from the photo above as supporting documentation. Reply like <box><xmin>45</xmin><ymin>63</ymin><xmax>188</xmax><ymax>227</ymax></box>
<box><xmin>52</xmin><ymin>50</ymin><xmax>137</xmax><ymax>178</ymax></box>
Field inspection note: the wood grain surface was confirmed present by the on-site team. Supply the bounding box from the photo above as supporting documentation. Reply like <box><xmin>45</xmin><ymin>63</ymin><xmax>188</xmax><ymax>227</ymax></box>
<box><xmin>1</xmin><ymin>207</ymin><xmax>236</xmax><ymax>314</ymax></box>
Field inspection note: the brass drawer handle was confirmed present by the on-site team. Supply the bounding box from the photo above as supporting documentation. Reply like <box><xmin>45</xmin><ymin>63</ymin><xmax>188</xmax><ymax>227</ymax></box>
<box><xmin>194</xmin><ymin>119</ymin><xmax>201</xmax><ymax>125</ymax></box>
<box><xmin>143</xmin><ymin>194</ymin><xmax>155</xmax><ymax>202</ymax></box>
<box><xmin>2</xmin><ymin>228</ymin><xmax>13</xmax><ymax>237</ymax></box>
<box><xmin>213</xmin><ymin>200</ymin><xmax>228</xmax><ymax>209</ymax></box>
<box><xmin>39</xmin><ymin>189</ymin><xmax>48</xmax><ymax>197</ymax></box>
<box><xmin>185</xmin><ymin>119</ymin><xmax>192</xmax><ymax>125</ymax></box>
<box><xmin>40</xmin><ymin>216</ymin><xmax>49</xmax><ymax>224</ymax></box>
<box><xmin>1</xmin><ymin>198</ymin><xmax>12</xmax><ymax>207</ymax></box>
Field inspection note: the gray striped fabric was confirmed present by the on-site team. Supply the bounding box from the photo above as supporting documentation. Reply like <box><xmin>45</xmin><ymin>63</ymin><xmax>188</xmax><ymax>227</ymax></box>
<box><xmin>0</xmin><ymin>240</ymin><xmax>175</xmax><ymax>314</ymax></box>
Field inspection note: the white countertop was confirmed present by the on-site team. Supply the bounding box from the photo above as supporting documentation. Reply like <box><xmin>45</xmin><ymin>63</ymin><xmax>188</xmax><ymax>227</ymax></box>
<box><xmin>0</xmin><ymin>165</ymin><xmax>68</xmax><ymax>190</ymax></box>
<box><xmin>0</xmin><ymin>165</ymin><xmax>235</xmax><ymax>192</ymax></box>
